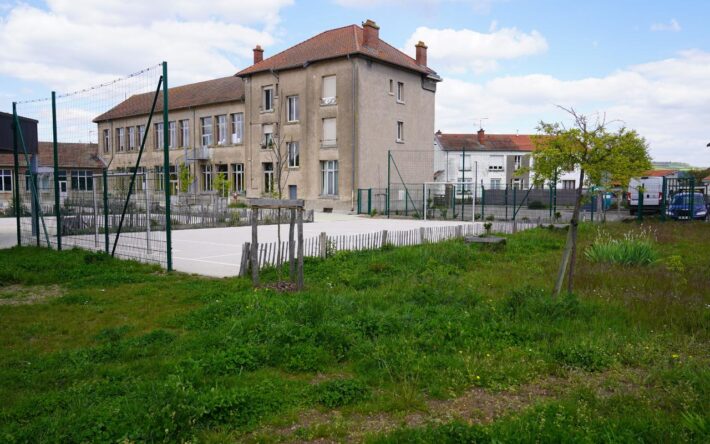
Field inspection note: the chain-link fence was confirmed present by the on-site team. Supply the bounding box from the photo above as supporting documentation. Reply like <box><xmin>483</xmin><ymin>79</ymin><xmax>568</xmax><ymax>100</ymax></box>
<box><xmin>12</xmin><ymin>63</ymin><xmax>174</xmax><ymax>268</ymax></box>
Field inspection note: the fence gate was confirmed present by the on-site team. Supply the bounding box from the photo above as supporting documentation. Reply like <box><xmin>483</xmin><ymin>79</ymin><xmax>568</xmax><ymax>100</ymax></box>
<box><xmin>12</xmin><ymin>63</ymin><xmax>173</xmax><ymax>270</ymax></box>
<box><xmin>661</xmin><ymin>177</ymin><xmax>703</xmax><ymax>221</ymax></box>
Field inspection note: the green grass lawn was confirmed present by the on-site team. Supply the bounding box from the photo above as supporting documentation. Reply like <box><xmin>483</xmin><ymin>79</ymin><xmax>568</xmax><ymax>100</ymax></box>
<box><xmin>0</xmin><ymin>221</ymin><xmax>708</xmax><ymax>443</ymax></box>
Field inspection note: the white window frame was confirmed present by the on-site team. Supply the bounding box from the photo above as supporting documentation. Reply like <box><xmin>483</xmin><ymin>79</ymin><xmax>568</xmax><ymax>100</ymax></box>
<box><xmin>490</xmin><ymin>178</ymin><xmax>501</xmax><ymax>190</ymax></box>
<box><xmin>563</xmin><ymin>180</ymin><xmax>576</xmax><ymax>190</ymax></box>
<box><xmin>263</xmin><ymin>162</ymin><xmax>274</xmax><ymax>194</ymax></box>
<box><xmin>489</xmin><ymin>155</ymin><xmax>504</xmax><ymax>171</ymax></box>
<box><xmin>216</xmin><ymin>115</ymin><xmax>227</xmax><ymax>145</ymax></box>
<box><xmin>155</xmin><ymin>122</ymin><xmax>164</xmax><ymax>150</ymax></box>
<box><xmin>288</xmin><ymin>141</ymin><xmax>299</xmax><ymax>168</ymax></box>
<box><xmin>396</xmin><ymin>121</ymin><xmax>404</xmax><ymax>142</ymax></box>
<box><xmin>389</xmin><ymin>79</ymin><xmax>394</xmax><ymax>95</ymax></box>
<box><xmin>262</xmin><ymin>124</ymin><xmax>274</xmax><ymax>149</ymax></box>
<box><xmin>514</xmin><ymin>155</ymin><xmax>522</xmax><ymax>171</ymax></box>
<box><xmin>263</xmin><ymin>86</ymin><xmax>274</xmax><ymax>112</ymax></box>
<box><xmin>321</xmin><ymin>160</ymin><xmax>339</xmax><ymax>196</ymax></box>
<box><xmin>321</xmin><ymin>75</ymin><xmax>336</xmax><ymax>105</ymax></box>
<box><xmin>231</xmin><ymin>163</ymin><xmax>244</xmax><ymax>193</ymax></box>
<box><xmin>103</xmin><ymin>129</ymin><xmax>110</xmax><ymax>153</ymax></box>
<box><xmin>202</xmin><ymin>164</ymin><xmax>213</xmax><ymax>192</ymax></box>
<box><xmin>231</xmin><ymin>113</ymin><xmax>243</xmax><ymax>144</ymax></box>
<box><xmin>138</xmin><ymin>125</ymin><xmax>146</xmax><ymax>147</ymax></box>
<box><xmin>128</xmin><ymin>127</ymin><xmax>136</xmax><ymax>150</ymax></box>
<box><xmin>287</xmin><ymin>95</ymin><xmax>299</xmax><ymax>122</ymax></box>
<box><xmin>397</xmin><ymin>81</ymin><xmax>404</xmax><ymax>103</ymax></box>
<box><xmin>179</xmin><ymin>120</ymin><xmax>189</xmax><ymax>147</ymax></box>
<box><xmin>168</xmin><ymin>121</ymin><xmax>176</xmax><ymax>148</ymax></box>
<box><xmin>116</xmin><ymin>127</ymin><xmax>125</xmax><ymax>152</ymax></box>
<box><xmin>71</xmin><ymin>170</ymin><xmax>93</xmax><ymax>191</ymax></box>
<box><xmin>201</xmin><ymin>117</ymin><xmax>213</xmax><ymax>147</ymax></box>
<box><xmin>0</xmin><ymin>169</ymin><xmax>12</xmax><ymax>192</ymax></box>
<box><xmin>459</xmin><ymin>154</ymin><xmax>472</xmax><ymax>171</ymax></box>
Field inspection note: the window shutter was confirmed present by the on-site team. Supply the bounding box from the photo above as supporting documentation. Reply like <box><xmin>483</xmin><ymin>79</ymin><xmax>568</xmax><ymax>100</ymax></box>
<box><xmin>323</xmin><ymin>118</ymin><xmax>336</xmax><ymax>144</ymax></box>
<box><xmin>322</xmin><ymin>76</ymin><xmax>336</xmax><ymax>99</ymax></box>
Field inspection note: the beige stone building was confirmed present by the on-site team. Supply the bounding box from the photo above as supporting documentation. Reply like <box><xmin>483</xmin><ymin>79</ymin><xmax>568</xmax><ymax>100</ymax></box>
<box><xmin>95</xmin><ymin>20</ymin><xmax>440</xmax><ymax>211</ymax></box>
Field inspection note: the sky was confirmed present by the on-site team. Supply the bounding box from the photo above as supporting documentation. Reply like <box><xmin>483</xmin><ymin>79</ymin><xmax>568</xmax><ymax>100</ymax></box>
<box><xmin>1</xmin><ymin>0</ymin><xmax>709</xmax><ymax>165</ymax></box>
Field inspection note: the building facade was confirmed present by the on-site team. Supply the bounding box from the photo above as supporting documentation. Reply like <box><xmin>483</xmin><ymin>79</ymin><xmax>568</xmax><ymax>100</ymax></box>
<box><xmin>236</xmin><ymin>20</ymin><xmax>440</xmax><ymax>210</ymax></box>
<box><xmin>434</xmin><ymin>129</ymin><xmax>582</xmax><ymax>190</ymax></box>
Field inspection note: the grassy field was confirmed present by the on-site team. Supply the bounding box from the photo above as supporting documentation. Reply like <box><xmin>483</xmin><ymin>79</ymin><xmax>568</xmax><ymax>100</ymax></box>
<box><xmin>0</xmin><ymin>221</ymin><xmax>708</xmax><ymax>443</ymax></box>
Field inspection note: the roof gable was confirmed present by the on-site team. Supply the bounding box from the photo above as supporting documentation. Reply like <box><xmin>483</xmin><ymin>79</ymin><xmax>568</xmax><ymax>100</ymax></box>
<box><xmin>237</xmin><ymin>24</ymin><xmax>438</xmax><ymax>77</ymax></box>
<box><xmin>436</xmin><ymin>133</ymin><xmax>535</xmax><ymax>152</ymax></box>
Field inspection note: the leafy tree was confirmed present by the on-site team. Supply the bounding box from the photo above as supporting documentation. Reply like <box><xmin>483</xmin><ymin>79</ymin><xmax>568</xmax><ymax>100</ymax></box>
<box><xmin>212</xmin><ymin>171</ymin><xmax>231</xmax><ymax>198</ymax></box>
<box><xmin>531</xmin><ymin>107</ymin><xmax>651</xmax><ymax>297</ymax></box>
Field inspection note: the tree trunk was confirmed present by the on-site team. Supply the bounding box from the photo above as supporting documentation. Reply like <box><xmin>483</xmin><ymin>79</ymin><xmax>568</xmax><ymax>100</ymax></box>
<box><xmin>553</xmin><ymin>168</ymin><xmax>585</xmax><ymax>297</ymax></box>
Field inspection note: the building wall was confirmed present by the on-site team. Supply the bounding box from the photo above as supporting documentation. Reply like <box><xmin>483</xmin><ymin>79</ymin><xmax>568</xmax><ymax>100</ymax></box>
<box><xmin>357</xmin><ymin>59</ymin><xmax>436</xmax><ymax>191</ymax></box>
<box><xmin>96</xmin><ymin>101</ymin><xmax>246</xmax><ymax>194</ymax></box>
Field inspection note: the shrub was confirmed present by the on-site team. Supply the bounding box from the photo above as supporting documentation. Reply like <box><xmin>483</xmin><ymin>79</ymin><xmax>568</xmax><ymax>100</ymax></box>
<box><xmin>528</xmin><ymin>200</ymin><xmax>546</xmax><ymax>209</ymax></box>
<box><xmin>551</xmin><ymin>340</ymin><xmax>613</xmax><ymax>372</ymax></box>
<box><xmin>584</xmin><ymin>228</ymin><xmax>658</xmax><ymax>265</ymax></box>
<box><xmin>313</xmin><ymin>378</ymin><xmax>369</xmax><ymax>408</ymax></box>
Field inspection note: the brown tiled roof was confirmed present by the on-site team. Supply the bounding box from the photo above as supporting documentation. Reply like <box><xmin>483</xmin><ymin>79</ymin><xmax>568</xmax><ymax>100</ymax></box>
<box><xmin>641</xmin><ymin>169</ymin><xmax>677</xmax><ymax>177</ymax></box>
<box><xmin>237</xmin><ymin>24</ymin><xmax>438</xmax><ymax>77</ymax></box>
<box><xmin>436</xmin><ymin>132</ymin><xmax>535</xmax><ymax>152</ymax></box>
<box><xmin>0</xmin><ymin>142</ymin><xmax>104</xmax><ymax>169</ymax></box>
<box><xmin>94</xmin><ymin>76</ymin><xmax>244</xmax><ymax>122</ymax></box>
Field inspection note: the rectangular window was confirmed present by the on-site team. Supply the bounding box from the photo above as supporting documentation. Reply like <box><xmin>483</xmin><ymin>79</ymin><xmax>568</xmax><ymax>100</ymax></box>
<box><xmin>396</xmin><ymin>121</ymin><xmax>404</xmax><ymax>142</ymax></box>
<box><xmin>397</xmin><ymin>82</ymin><xmax>404</xmax><ymax>102</ymax></box>
<box><xmin>138</xmin><ymin>125</ymin><xmax>146</xmax><ymax>147</ymax></box>
<box><xmin>287</xmin><ymin>95</ymin><xmax>299</xmax><ymax>122</ymax></box>
<box><xmin>288</xmin><ymin>141</ymin><xmax>300</xmax><ymax>168</ymax></box>
<box><xmin>179</xmin><ymin>120</ymin><xmax>189</xmax><ymax>147</ymax></box>
<box><xmin>202</xmin><ymin>164</ymin><xmax>213</xmax><ymax>191</ymax></box>
<box><xmin>514</xmin><ymin>155</ymin><xmax>522</xmax><ymax>170</ymax></box>
<box><xmin>0</xmin><ymin>169</ymin><xmax>12</xmax><ymax>192</ymax></box>
<box><xmin>156</xmin><ymin>166</ymin><xmax>178</xmax><ymax>193</ymax></box>
<box><xmin>389</xmin><ymin>79</ymin><xmax>394</xmax><ymax>94</ymax></box>
<box><xmin>216</xmin><ymin>115</ymin><xmax>227</xmax><ymax>145</ymax></box>
<box><xmin>262</xmin><ymin>124</ymin><xmax>273</xmax><ymax>149</ymax></box>
<box><xmin>103</xmin><ymin>129</ymin><xmax>110</xmax><ymax>153</ymax></box>
<box><xmin>321</xmin><ymin>75</ymin><xmax>336</xmax><ymax>105</ymax></box>
<box><xmin>231</xmin><ymin>113</ymin><xmax>243</xmax><ymax>144</ymax></box>
<box><xmin>201</xmin><ymin>117</ymin><xmax>213</xmax><ymax>147</ymax></box>
<box><xmin>489</xmin><ymin>155</ymin><xmax>504</xmax><ymax>171</ymax></box>
<box><xmin>70</xmin><ymin>170</ymin><xmax>93</xmax><ymax>191</ymax></box>
<box><xmin>169</xmin><ymin>121</ymin><xmax>176</xmax><ymax>148</ymax></box>
<box><xmin>155</xmin><ymin>122</ymin><xmax>164</xmax><ymax>149</ymax></box>
<box><xmin>490</xmin><ymin>178</ymin><xmax>501</xmax><ymax>189</ymax></box>
<box><xmin>116</xmin><ymin>128</ymin><xmax>125</xmax><ymax>152</ymax></box>
<box><xmin>322</xmin><ymin>118</ymin><xmax>336</xmax><ymax>147</ymax></box>
<box><xmin>459</xmin><ymin>154</ymin><xmax>472</xmax><ymax>171</ymax></box>
<box><xmin>563</xmin><ymin>180</ymin><xmax>576</xmax><ymax>190</ymax></box>
<box><xmin>231</xmin><ymin>163</ymin><xmax>244</xmax><ymax>193</ymax></box>
<box><xmin>263</xmin><ymin>86</ymin><xmax>274</xmax><ymax>112</ymax></box>
<box><xmin>128</xmin><ymin>127</ymin><xmax>136</xmax><ymax>151</ymax></box>
<box><xmin>321</xmin><ymin>160</ymin><xmax>339</xmax><ymax>196</ymax></box>
<box><xmin>215</xmin><ymin>164</ymin><xmax>229</xmax><ymax>195</ymax></box>
<box><xmin>263</xmin><ymin>162</ymin><xmax>274</xmax><ymax>194</ymax></box>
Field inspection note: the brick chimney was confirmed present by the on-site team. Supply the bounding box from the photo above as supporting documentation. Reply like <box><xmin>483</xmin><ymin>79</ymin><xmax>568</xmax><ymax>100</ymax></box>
<box><xmin>253</xmin><ymin>45</ymin><xmax>264</xmax><ymax>64</ymax></box>
<box><xmin>415</xmin><ymin>41</ymin><xmax>428</xmax><ymax>66</ymax></box>
<box><xmin>477</xmin><ymin>128</ymin><xmax>485</xmax><ymax>144</ymax></box>
<box><xmin>362</xmin><ymin>19</ymin><xmax>380</xmax><ymax>48</ymax></box>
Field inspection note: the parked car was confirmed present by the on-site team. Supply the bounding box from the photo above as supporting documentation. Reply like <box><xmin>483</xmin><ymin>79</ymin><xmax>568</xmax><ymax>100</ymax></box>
<box><xmin>628</xmin><ymin>176</ymin><xmax>663</xmax><ymax>215</ymax></box>
<box><xmin>665</xmin><ymin>193</ymin><xmax>709</xmax><ymax>220</ymax></box>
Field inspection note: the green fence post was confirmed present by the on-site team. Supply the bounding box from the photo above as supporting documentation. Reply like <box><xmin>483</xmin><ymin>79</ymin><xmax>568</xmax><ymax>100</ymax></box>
<box><xmin>512</xmin><ymin>186</ymin><xmax>517</xmax><ymax>221</ymax></box>
<box><xmin>162</xmin><ymin>61</ymin><xmax>173</xmax><ymax>271</ymax></box>
<box><xmin>368</xmin><ymin>188</ymin><xmax>372</xmax><ymax>214</ymax></box>
<box><xmin>481</xmin><ymin>185</ymin><xmax>485</xmax><ymax>220</ymax></box>
<box><xmin>386</xmin><ymin>151</ymin><xmax>391</xmax><ymax>218</ymax></box>
<box><xmin>661</xmin><ymin>177</ymin><xmax>667</xmax><ymax>221</ymax></box>
<box><xmin>103</xmin><ymin>169</ymin><xmax>109</xmax><ymax>253</ymax></box>
<box><xmin>357</xmin><ymin>189</ymin><xmax>361</xmax><ymax>214</ymax></box>
<box><xmin>549</xmin><ymin>183</ymin><xmax>553</xmax><ymax>218</ymax></box>
<box><xmin>12</xmin><ymin>103</ymin><xmax>21</xmax><ymax>246</ymax></box>
<box><xmin>689</xmin><ymin>177</ymin><xmax>695</xmax><ymax>221</ymax></box>
<box><xmin>504</xmin><ymin>186</ymin><xmax>509</xmax><ymax>220</ymax></box>
<box><xmin>51</xmin><ymin>92</ymin><xmax>62</xmax><ymax>251</ymax></box>
<box><xmin>591</xmin><ymin>192</ymin><xmax>595</xmax><ymax>222</ymax></box>
<box><xmin>637</xmin><ymin>189</ymin><xmax>643</xmax><ymax>222</ymax></box>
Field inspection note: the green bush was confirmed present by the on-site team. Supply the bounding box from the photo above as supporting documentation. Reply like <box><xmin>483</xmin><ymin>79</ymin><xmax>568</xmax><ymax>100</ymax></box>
<box><xmin>313</xmin><ymin>378</ymin><xmax>369</xmax><ymax>408</ymax></box>
<box><xmin>584</xmin><ymin>228</ymin><xmax>658</xmax><ymax>265</ymax></box>
<box><xmin>528</xmin><ymin>200</ymin><xmax>546</xmax><ymax>209</ymax></box>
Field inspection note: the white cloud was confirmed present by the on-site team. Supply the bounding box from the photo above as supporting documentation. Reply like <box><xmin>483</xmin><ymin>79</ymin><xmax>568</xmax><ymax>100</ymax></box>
<box><xmin>404</xmin><ymin>25</ymin><xmax>548</xmax><ymax>73</ymax></box>
<box><xmin>0</xmin><ymin>1</ymin><xmax>292</xmax><ymax>93</ymax></box>
<box><xmin>436</xmin><ymin>50</ymin><xmax>710</xmax><ymax>165</ymax></box>
<box><xmin>334</xmin><ymin>0</ymin><xmax>501</xmax><ymax>11</ymax></box>
<box><xmin>651</xmin><ymin>18</ymin><xmax>681</xmax><ymax>32</ymax></box>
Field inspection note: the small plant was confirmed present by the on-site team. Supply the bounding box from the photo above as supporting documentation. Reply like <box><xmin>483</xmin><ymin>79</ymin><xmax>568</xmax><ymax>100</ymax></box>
<box><xmin>528</xmin><ymin>200</ymin><xmax>546</xmax><ymax>209</ymax></box>
<box><xmin>554</xmin><ymin>211</ymin><xmax>562</xmax><ymax>221</ymax></box>
<box><xmin>483</xmin><ymin>222</ymin><xmax>493</xmax><ymax>235</ymax></box>
<box><xmin>370</xmin><ymin>208</ymin><xmax>378</xmax><ymax>218</ymax></box>
<box><xmin>485</xmin><ymin>214</ymin><xmax>495</xmax><ymax>221</ymax></box>
<box><xmin>584</xmin><ymin>227</ymin><xmax>658</xmax><ymax>266</ymax></box>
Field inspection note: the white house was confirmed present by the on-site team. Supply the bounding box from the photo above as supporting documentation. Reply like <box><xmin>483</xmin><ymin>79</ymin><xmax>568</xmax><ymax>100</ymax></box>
<box><xmin>434</xmin><ymin>129</ymin><xmax>582</xmax><ymax>190</ymax></box>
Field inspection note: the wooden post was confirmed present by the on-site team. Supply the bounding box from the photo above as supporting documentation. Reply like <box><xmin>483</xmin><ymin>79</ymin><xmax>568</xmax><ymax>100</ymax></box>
<box><xmin>251</xmin><ymin>208</ymin><xmax>259</xmax><ymax>286</ymax></box>
<box><xmin>239</xmin><ymin>242</ymin><xmax>250</xmax><ymax>276</ymax></box>
<box><xmin>319</xmin><ymin>231</ymin><xmax>327</xmax><ymax>258</ymax></box>
<box><xmin>297</xmin><ymin>208</ymin><xmax>304</xmax><ymax>290</ymax></box>
<box><xmin>381</xmin><ymin>230</ymin><xmax>388</xmax><ymax>248</ymax></box>
<box><xmin>456</xmin><ymin>225</ymin><xmax>463</xmax><ymax>238</ymax></box>
<box><xmin>289</xmin><ymin>208</ymin><xmax>295</xmax><ymax>282</ymax></box>
<box><xmin>420</xmin><ymin>226</ymin><xmax>426</xmax><ymax>244</ymax></box>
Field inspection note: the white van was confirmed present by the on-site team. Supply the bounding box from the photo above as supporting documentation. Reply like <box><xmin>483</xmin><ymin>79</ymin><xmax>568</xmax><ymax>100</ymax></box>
<box><xmin>628</xmin><ymin>176</ymin><xmax>663</xmax><ymax>215</ymax></box>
